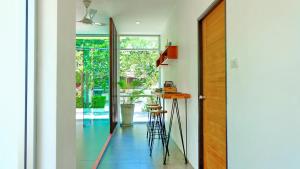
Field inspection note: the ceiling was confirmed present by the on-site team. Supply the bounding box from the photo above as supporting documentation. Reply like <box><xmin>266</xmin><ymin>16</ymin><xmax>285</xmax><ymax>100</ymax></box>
<box><xmin>76</xmin><ymin>0</ymin><xmax>177</xmax><ymax>35</ymax></box>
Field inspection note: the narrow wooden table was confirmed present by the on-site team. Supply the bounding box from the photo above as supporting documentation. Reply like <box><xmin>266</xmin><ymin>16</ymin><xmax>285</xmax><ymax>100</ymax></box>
<box><xmin>154</xmin><ymin>92</ymin><xmax>191</xmax><ymax>165</ymax></box>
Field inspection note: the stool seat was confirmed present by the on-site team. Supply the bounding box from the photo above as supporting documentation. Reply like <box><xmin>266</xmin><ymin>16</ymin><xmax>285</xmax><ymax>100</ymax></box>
<box><xmin>147</xmin><ymin>103</ymin><xmax>159</xmax><ymax>106</ymax></box>
<box><xmin>147</xmin><ymin>105</ymin><xmax>162</xmax><ymax>110</ymax></box>
<box><xmin>150</xmin><ymin>110</ymin><xmax>167</xmax><ymax>115</ymax></box>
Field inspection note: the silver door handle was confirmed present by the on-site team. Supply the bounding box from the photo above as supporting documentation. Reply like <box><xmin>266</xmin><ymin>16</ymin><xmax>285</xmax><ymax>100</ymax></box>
<box><xmin>199</xmin><ymin>95</ymin><xmax>206</xmax><ymax>100</ymax></box>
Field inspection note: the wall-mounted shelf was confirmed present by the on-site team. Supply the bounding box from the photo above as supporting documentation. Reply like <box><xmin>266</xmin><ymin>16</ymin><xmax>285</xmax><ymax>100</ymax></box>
<box><xmin>156</xmin><ymin>46</ymin><xmax>178</xmax><ymax>67</ymax></box>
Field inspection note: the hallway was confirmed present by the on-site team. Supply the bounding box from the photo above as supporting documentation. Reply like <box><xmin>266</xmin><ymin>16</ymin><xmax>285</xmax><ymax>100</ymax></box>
<box><xmin>97</xmin><ymin>124</ymin><xmax>194</xmax><ymax>169</ymax></box>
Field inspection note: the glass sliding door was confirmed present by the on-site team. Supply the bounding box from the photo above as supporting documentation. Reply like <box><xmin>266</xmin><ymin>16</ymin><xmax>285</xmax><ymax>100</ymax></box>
<box><xmin>76</xmin><ymin>16</ymin><xmax>119</xmax><ymax>168</ymax></box>
<box><xmin>75</xmin><ymin>35</ymin><xmax>111</xmax><ymax>169</ymax></box>
<box><xmin>76</xmin><ymin>36</ymin><xmax>110</xmax><ymax>123</ymax></box>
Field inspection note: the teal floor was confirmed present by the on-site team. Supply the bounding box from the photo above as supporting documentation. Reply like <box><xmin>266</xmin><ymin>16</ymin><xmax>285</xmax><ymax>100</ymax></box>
<box><xmin>97</xmin><ymin>124</ymin><xmax>194</xmax><ymax>169</ymax></box>
<box><xmin>76</xmin><ymin>119</ymin><xmax>110</xmax><ymax>169</ymax></box>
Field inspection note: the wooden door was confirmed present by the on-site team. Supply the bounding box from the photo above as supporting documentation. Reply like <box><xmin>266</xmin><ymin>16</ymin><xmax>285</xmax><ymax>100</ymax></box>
<box><xmin>199</xmin><ymin>1</ymin><xmax>226</xmax><ymax>169</ymax></box>
<box><xmin>110</xmin><ymin>18</ymin><xmax>118</xmax><ymax>133</ymax></box>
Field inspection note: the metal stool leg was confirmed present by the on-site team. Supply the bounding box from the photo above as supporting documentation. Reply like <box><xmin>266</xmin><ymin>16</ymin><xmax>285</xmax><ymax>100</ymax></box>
<box><xmin>158</xmin><ymin>114</ymin><xmax>169</xmax><ymax>156</ymax></box>
<box><xmin>148</xmin><ymin>112</ymin><xmax>154</xmax><ymax>146</ymax></box>
<box><xmin>149</xmin><ymin>113</ymin><xmax>157</xmax><ymax>156</ymax></box>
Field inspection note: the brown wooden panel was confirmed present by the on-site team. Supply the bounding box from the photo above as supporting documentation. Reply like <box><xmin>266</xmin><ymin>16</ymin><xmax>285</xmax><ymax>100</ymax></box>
<box><xmin>200</xmin><ymin>1</ymin><xmax>226</xmax><ymax>169</ymax></box>
<box><xmin>110</xmin><ymin>18</ymin><xmax>118</xmax><ymax>133</ymax></box>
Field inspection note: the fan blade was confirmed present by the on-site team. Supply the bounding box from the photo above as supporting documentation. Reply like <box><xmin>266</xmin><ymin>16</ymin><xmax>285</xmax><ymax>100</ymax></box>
<box><xmin>78</xmin><ymin>17</ymin><xmax>93</xmax><ymax>24</ymax></box>
<box><xmin>94</xmin><ymin>22</ymin><xmax>107</xmax><ymax>26</ymax></box>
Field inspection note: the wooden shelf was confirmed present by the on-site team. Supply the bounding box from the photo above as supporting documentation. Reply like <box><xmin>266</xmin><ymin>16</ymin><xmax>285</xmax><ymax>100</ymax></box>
<box><xmin>156</xmin><ymin>46</ymin><xmax>178</xmax><ymax>67</ymax></box>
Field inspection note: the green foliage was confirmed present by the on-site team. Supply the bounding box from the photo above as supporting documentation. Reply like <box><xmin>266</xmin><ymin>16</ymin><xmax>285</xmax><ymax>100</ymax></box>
<box><xmin>76</xmin><ymin>96</ymin><xmax>83</xmax><ymax>108</ymax></box>
<box><xmin>76</xmin><ymin>37</ymin><xmax>110</xmax><ymax>107</ymax></box>
<box><xmin>76</xmin><ymin>37</ymin><xmax>109</xmax><ymax>49</ymax></box>
<box><xmin>76</xmin><ymin>70</ymin><xmax>82</xmax><ymax>84</ymax></box>
<box><xmin>75</xmin><ymin>36</ymin><xmax>159</xmax><ymax>107</ymax></box>
<box><xmin>118</xmin><ymin>79</ymin><xmax>144</xmax><ymax>104</ymax></box>
<box><xmin>92</xmin><ymin>96</ymin><xmax>106</xmax><ymax>108</ymax></box>
<box><xmin>129</xmin><ymin>89</ymin><xmax>144</xmax><ymax>103</ymax></box>
<box><xmin>76</xmin><ymin>37</ymin><xmax>110</xmax><ymax>91</ymax></box>
<box><xmin>130</xmin><ymin>80</ymin><xmax>143</xmax><ymax>88</ymax></box>
<box><xmin>119</xmin><ymin>36</ymin><xmax>159</xmax><ymax>104</ymax></box>
<box><xmin>120</xmin><ymin>36</ymin><xmax>159</xmax><ymax>49</ymax></box>
<box><xmin>117</xmin><ymin>79</ymin><xmax>142</xmax><ymax>89</ymax></box>
<box><xmin>76</xmin><ymin>37</ymin><xmax>109</xmax><ymax>90</ymax></box>
<box><xmin>117</xmin><ymin>80</ymin><xmax>127</xmax><ymax>89</ymax></box>
<box><xmin>120</xmin><ymin>50</ymin><xmax>159</xmax><ymax>88</ymax></box>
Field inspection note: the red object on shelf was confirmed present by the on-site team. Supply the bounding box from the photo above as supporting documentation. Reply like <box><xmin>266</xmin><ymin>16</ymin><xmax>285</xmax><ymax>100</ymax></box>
<box><xmin>156</xmin><ymin>46</ymin><xmax>178</xmax><ymax>67</ymax></box>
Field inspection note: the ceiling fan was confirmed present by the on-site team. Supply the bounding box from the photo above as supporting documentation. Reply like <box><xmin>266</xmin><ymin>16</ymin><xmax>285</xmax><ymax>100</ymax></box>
<box><xmin>77</xmin><ymin>0</ymin><xmax>107</xmax><ymax>26</ymax></box>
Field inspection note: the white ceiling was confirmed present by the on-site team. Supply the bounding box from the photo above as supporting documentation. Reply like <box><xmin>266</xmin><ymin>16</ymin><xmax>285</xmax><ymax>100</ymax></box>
<box><xmin>76</xmin><ymin>0</ymin><xmax>177</xmax><ymax>35</ymax></box>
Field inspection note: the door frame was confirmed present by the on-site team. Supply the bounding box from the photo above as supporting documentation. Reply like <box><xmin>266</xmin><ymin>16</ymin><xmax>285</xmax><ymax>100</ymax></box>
<box><xmin>26</xmin><ymin>0</ymin><xmax>37</xmax><ymax>167</ymax></box>
<box><xmin>198</xmin><ymin>0</ymin><xmax>228</xmax><ymax>168</ymax></box>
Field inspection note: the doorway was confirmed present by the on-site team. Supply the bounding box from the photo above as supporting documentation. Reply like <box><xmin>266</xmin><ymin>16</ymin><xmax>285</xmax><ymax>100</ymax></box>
<box><xmin>75</xmin><ymin>35</ymin><xmax>111</xmax><ymax>168</ymax></box>
<box><xmin>199</xmin><ymin>0</ymin><xmax>227</xmax><ymax>169</ymax></box>
<box><xmin>75</xmin><ymin>18</ymin><xmax>119</xmax><ymax>168</ymax></box>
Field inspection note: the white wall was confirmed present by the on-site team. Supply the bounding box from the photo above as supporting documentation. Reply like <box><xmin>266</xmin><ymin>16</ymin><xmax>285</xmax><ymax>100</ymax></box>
<box><xmin>161</xmin><ymin>0</ymin><xmax>217</xmax><ymax>168</ymax></box>
<box><xmin>163</xmin><ymin>0</ymin><xmax>300</xmax><ymax>169</ymax></box>
<box><xmin>37</xmin><ymin>0</ymin><xmax>76</xmax><ymax>168</ymax></box>
<box><xmin>227</xmin><ymin>0</ymin><xmax>300</xmax><ymax>169</ymax></box>
<box><xmin>0</xmin><ymin>0</ymin><xmax>26</xmax><ymax>168</ymax></box>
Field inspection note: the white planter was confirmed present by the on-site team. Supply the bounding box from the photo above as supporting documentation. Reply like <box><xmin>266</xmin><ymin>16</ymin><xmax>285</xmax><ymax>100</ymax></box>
<box><xmin>121</xmin><ymin>104</ymin><xmax>135</xmax><ymax>126</ymax></box>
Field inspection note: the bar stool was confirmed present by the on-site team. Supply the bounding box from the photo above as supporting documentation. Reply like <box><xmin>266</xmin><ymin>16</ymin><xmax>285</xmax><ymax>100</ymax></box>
<box><xmin>146</xmin><ymin>104</ymin><xmax>161</xmax><ymax>141</ymax></box>
<box><xmin>148</xmin><ymin>109</ymin><xmax>168</xmax><ymax>156</ymax></box>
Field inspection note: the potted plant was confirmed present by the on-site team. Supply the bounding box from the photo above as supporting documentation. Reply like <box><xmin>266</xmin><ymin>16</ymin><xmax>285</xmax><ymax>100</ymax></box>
<box><xmin>118</xmin><ymin>79</ymin><xmax>144</xmax><ymax>126</ymax></box>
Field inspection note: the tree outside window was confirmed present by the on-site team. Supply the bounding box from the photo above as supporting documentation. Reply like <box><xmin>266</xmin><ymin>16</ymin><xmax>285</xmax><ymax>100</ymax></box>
<box><xmin>120</xmin><ymin>36</ymin><xmax>160</xmax><ymax>90</ymax></box>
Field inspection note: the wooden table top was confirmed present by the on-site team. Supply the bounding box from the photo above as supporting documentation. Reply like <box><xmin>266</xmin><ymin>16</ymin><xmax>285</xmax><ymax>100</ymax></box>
<box><xmin>153</xmin><ymin>92</ymin><xmax>191</xmax><ymax>99</ymax></box>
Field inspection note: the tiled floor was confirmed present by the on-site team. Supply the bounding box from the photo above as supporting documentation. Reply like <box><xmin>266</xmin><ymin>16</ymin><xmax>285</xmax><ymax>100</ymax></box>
<box><xmin>97</xmin><ymin>124</ymin><xmax>194</xmax><ymax>169</ymax></box>
<box><xmin>76</xmin><ymin>119</ymin><xmax>110</xmax><ymax>169</ymax></box>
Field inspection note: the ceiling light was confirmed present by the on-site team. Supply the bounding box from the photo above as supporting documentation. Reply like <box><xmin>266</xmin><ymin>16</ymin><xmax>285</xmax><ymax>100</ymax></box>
<box><xmin>136</xmin><ymin>21</ymin><xmax>141</xmax><ymax>25</ymax></box>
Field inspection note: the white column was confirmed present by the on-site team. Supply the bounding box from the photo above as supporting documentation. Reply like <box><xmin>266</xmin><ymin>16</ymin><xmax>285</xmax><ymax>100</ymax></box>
<box><xmin>37</xmin><ymin>0</ymin><xmax>76</xmax><ymax>168</ymax></box>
